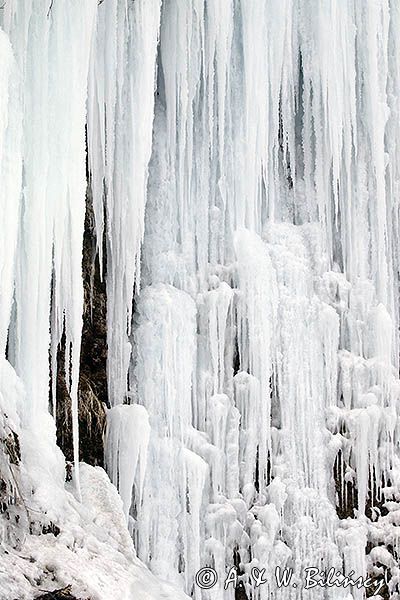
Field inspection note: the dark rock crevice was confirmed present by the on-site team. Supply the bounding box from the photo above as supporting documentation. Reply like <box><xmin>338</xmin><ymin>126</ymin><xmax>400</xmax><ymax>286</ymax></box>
<box><xmin>55</xmin><ymin>185</ymin><xmax>107</xmax><ymax>468</ymax></box>
<box><xmin>35</xmin><ymin>586</ymin><xmax>84</xmax><ymax>600</ymax></box>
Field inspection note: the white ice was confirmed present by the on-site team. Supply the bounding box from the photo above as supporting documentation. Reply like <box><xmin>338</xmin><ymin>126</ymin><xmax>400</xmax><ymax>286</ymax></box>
<box><xmin>1</xmin><ymin>1</ymin><xmax>400</xmax><ymax>599</ymax></box>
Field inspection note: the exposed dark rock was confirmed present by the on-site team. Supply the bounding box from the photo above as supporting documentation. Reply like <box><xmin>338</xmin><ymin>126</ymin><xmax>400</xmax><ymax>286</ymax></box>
<box><xmin>235</xmin><ymin>584</ymin><xmax>248</xmax><ymax>600</ymax></box>
<box><xmin>365</xmin><ymin>571</ymin><xmax>390</xmax><ymax>600</ymax></box>
<box><xmin>365</xmin><ymin>470</ymin><xmax>390</xmax><ymax>520</ymax></box>
<box><xmin>333</xmin><ymin>449</ymin><xmax>358</xmax><ymax>520</ymax></box>
<box><xmin>41</xmin><ymin>522</ymin><xmax>61</xmax><ymax>537</ymax></box>
<box><xmin>35</xmin><ymin>586</ymin><xmax>82</xmax><ymax>600</ymax></box>
<box><xmin>232</xmin><ymin>547</ymin><xmax>249</xmax><ymax>600</ymax></box>
<box><xmin>80</xmin><ymin>185</ymin><xmax>108</xmax><ymax>410</ymax></box>
<box><xmin>55</xmin><ymin>185</ymin><xmax>107</xmax><ymax>469</ymax></box>
<box><xmin>4</xmin><ymin>430</ymin><xmax>21</xmax><ymax>465</ymax></box>
<box><xmin>0</xmin><ymin>422</ymin><xmax>26</xmax><ymax>538</ymax></box>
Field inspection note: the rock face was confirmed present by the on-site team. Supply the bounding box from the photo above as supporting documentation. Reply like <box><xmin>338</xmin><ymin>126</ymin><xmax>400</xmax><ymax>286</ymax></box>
<box><xmin>56</xmin><ymin>188</ymin><xmax>107</xmax><ymax>468</ymax></box>
<box><xmin>35</xmin><ymin>587</ymin><xmax>81</xmax><ymax>600</ymax></box>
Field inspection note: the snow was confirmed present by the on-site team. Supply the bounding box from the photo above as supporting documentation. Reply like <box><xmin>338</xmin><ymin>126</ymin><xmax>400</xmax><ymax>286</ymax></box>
<box><xmin>1</xmin><ymin>1</ymin><xmax>400</xmax><ymax>599</ymax></box>
<box><xmin>0</xmin><ymin>462</ymin><xmax>189</xmax><ymax>600</ymax></box>
<box><xmin>0</xmin><ymin>356</ymin><xmax>187</xmax><ymax>599</ymax></box>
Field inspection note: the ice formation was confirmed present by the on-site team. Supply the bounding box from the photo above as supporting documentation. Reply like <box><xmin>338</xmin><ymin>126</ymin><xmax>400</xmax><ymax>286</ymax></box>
<box><xmin>1</xmin><ymin>1</ymin><xmax>400</xmax><ymax>599</ymax></box>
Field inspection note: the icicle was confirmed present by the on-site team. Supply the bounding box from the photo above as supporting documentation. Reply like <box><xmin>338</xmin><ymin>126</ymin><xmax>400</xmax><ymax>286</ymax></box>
<box><xmin>87</xmin><ymin>0</ymin><xmax>162</xmax><ymax>408</ymax></box>
<box><xmin>0</xmin><ymin>29</ymin><xmax>21</xmax><ymax>354</ymax></box>
<box><xmin>234</xmin><ymin>229</ymin><xmax>278</xmax><ymax>496</ymax></box>
<box><xmin>1</xmin><ymin>0</ymin><xmax>97</xmax><ymax>498</ymax></box>
<box><xmin>106</xmin><ymin>404</ymin><xmax>150</xmax><ymax>522</ymax></box>
<box><xmin>133</xmin><ymin>283</ymin><xmax>197</xmax><ymax>585</ymax></box>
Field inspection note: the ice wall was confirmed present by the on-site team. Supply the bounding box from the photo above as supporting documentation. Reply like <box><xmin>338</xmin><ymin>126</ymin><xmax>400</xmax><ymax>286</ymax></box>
<box><xmin>0</xmin><ymin>2</ymin><xmax>188</xmax><ymax>598</ymax></box>
<box><xmin>1</xmin><ymin>1</ymin><xmax>400</xmax><ymax>599</ymax></box>
<box><xmin>131</xmin><ymin>1</ymin><xmax>400</xmax><ymax>598</ymax></box>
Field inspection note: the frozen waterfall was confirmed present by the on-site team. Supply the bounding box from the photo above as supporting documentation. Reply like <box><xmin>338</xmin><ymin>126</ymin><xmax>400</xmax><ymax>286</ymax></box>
<box><xmin>1</xmin><ymin>1</ymin><xmax>400</xmax><ymax>599</ymax></box>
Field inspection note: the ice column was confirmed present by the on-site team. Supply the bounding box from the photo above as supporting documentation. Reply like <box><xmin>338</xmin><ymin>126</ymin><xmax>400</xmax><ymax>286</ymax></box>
<box><xmin>1</xmin><ymin>0</ymin><xmax>97</xmax><ymax>495</ymax></box>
